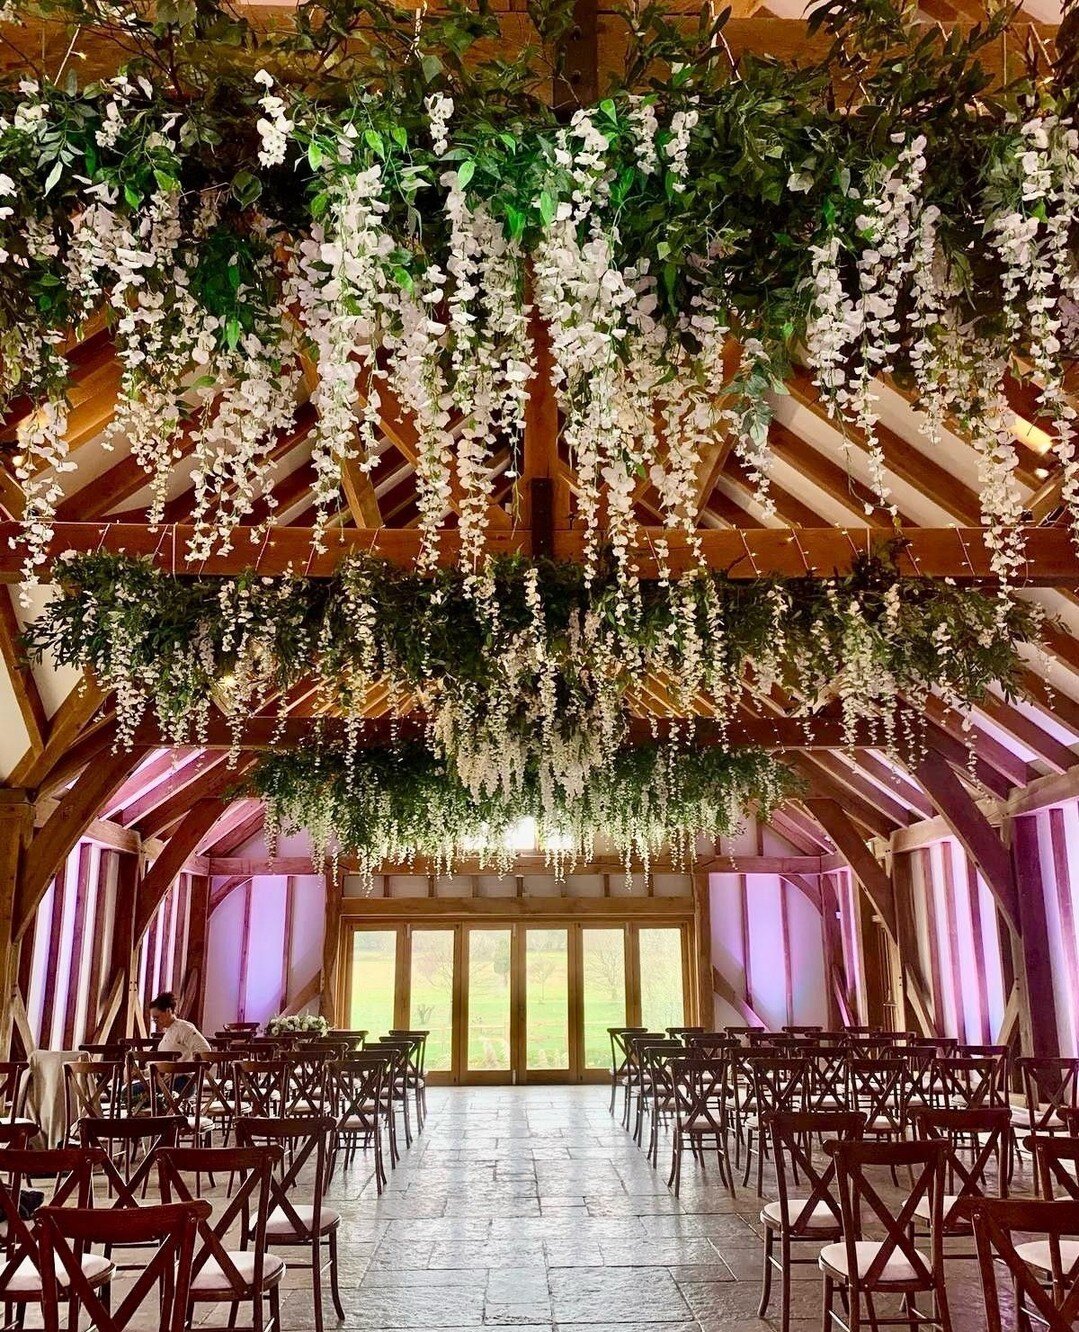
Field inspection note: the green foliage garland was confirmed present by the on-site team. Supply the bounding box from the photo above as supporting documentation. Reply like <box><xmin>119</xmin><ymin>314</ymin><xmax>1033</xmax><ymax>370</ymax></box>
<box><xmin>249</xmin><ymin>741</ymin><xmax>801</xmax><ymax>878</ymax></box>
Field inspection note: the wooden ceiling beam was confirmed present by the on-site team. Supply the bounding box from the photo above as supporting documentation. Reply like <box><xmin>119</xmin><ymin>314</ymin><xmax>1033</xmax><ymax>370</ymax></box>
<box><xmin>6</xmin><ymin>521</ymin><xmax>1079</xmax><ymax>582</ymax></box>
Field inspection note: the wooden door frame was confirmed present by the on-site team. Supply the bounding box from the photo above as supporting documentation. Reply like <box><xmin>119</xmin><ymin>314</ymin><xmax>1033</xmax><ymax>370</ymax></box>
<box><xmin>337</xmin><ymin>897</ymin><xmax>698</xmax><ymax>1086</ymax></box>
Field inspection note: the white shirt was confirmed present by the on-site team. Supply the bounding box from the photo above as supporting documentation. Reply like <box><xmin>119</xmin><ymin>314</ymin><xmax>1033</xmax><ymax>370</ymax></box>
<box><xmin>156</xmin><ymin>1018</ymin><xmax>211</xmax><ymax>1058</ymax></box>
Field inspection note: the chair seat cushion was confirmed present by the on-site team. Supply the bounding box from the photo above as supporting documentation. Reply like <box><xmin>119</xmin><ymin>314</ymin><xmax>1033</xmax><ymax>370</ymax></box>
<box><xmin>761</xmin><ymin>1200</ymin><xmax>840</xmax><ymax>1232</ymax></box>
<box><xmin>265</xmin><ymin>1205</ymin><xmax>341</xmax><ymax>1238</ymax></box>
<box><xmin>1016</xmin><ymin>1239</ymin><xmax>1079</xmax><ymax>1272</ymax></box>
<box><xmin>913</xmin><ymin>1195</ymin><xmax>962</xmax><ymax>1224</ymax></box>
<box><xmin>819</xmin><ymin>1241</ymin><xmax>925</xmax><ymax>1284</ymax></box>
<box><xmin>0</xmin><ymin>1254</ymin><xmax>113</xmax><ymax>1297</ymax></box>
<box><xmin>866</xmin><ymin>1116</ymin><xmax>900</xmax><ymax>1131</ymax></box>
<box><xmin>191</xmin><ymin>1252</ymin><xmax>285</xmax><ymax>1295</ymax></box>
<box><xmin>1011</xmin><ymin>1106</ymin><xmax>1066</xmax><ymax>1127</ymax></box>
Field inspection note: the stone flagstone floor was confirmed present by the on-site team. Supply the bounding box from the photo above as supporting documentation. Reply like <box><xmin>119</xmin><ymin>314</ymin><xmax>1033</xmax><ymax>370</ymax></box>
<box><xmin>289</xmin><ymin>1085</ymin><xmax>998</xmax><ymax>1332</ymax></box>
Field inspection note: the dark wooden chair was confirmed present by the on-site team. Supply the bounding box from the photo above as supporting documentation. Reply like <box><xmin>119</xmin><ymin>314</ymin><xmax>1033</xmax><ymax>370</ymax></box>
<box><xmin>911</xmin><ymin>1106</ymin><xmax>1011</xmax><ymax>1253</ymax></box>
<box><xmin>38</xmin><ymin>1199</ymin><xmax>208</xmax><ymax>1332</ymax></box>
<box><xmin>0</xmin><ymin>1146</ymin><xmax>111</xmax><ymax>1327</ymax></box>
<box><xmin>958</xmin><ymin>1197</ymin><xmax>1079</xmax><ymax>1332</ymax></box>
<box><xmin>234</xmin><ymin>1060</ymin><xmax>288</xmax><ymax>1121</ymax></box>
<box><xmin>157</xmin><ymin>1144</ymin><xmax>284</xmax><ymax>1332</ymax></box>
<box><xmin>607</xmin><ymin>1027</ymin><xmax>648</xmax><ymax>1116</ymax></box>
<box><xmin>79</xmin><ymin>1115</ymin><xmax>184</xmax><ymax>1209</ymax></box>
<box><xmin>742</xmin><ymin>1055</ymin><xmax>812</xmax><ymax>1194</ymax></box>
<box><xmin>759</xmin><ymin>1110</ymin><xmax>865</xmax><ymax>1332</ymax></box>
<box><xmin>0</xmin><ymin>1065</ymin><xmax>32</xmax><ymax>1137</ymax></box>
<box><xmin>62</xmin><ymin>1059</ymin><xmax>125</xmax><ymax>1142</ymax></box>
<box><xmin>667</xmin><ymin>1052</ymin><xmax>733</xmax><ymax>1196</ymax></box>
<box><xmin>821</xmin><ymin>1138</ymin><xmax>952</xmax><ymax>1332</ymax></box>
<box><xmin>235</xmin><ymin>1116</ymin><xmax>344</xmax><ymax>1332</ymax></box>
<box><xmin>329</xmin><ymin>1055</ymin><xmax>388</xmax><ymax>1190</ymax></box>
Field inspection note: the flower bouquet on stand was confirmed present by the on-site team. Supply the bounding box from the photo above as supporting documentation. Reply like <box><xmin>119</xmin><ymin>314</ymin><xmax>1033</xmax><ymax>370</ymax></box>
<box><xmin>266</xmin><ymin>1013</ymin><xmax>329</xmax><ymax>1038</ymax></box>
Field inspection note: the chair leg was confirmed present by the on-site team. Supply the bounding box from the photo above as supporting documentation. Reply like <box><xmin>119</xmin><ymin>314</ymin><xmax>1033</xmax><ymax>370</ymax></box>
<box><xmin>269</xmin><ymin>1284</ymin><xmax>282</xmax><ymax>1332</ymax></box>
<box><xmin>822</xmin><ymin>1274</ymin><xmax>834</xmax><ymax>1332</ymax></box>
<box><xmin>779</xmin><ymin>1237</ymin><xmax>792</xmax><ymax>1332</ymax></box>
<box><xmin>758</xmin><ymin>1229</ymin><xmax>774</xmax><ymax>1317</ymax></box>
<box><xmin>328</xmin><ymin>1230</ymin><xmax>345</xmax><ymax>1322</ymax></box>
<box><xmin>311</xmin><ymin>1243</ymin><xmax>325</xmax><ymax>1332</ymax></box>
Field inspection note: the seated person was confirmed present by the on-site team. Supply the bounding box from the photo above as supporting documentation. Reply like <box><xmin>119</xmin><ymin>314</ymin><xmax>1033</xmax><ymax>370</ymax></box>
<box><xmin>148</xmin><ymin>991</ymin><xmax>211</xmax><ymax>1057</ymax></box>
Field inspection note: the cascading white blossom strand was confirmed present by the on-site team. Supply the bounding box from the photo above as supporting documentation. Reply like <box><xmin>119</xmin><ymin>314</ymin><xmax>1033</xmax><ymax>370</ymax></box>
<box><xmin>989</xmin><ymin>114</ymin><xmax>1079</xmax><ymax>544</ymax></box>
<box><xmin>441</xmin><ymin>169</ymin><xmax>532</xmax><ymax>588</ymax></box>
<box><xmin>533</xmin><ymin>109</ymin><xmax>665</xmax><ymax>616</ymax></box>
<box><xmin>290</xmin><ymin>152</ymin><xmax>394</xmax><ymax>541</ymax></box>
<box><xmin>805</xmin><ymin>135</ymin><xmax>929</xmax><ymax>514</ymax></box>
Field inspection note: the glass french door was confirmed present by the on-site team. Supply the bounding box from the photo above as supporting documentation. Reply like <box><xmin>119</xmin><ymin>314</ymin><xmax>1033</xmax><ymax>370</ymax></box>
<box><xmin>343</xmin><ymin>917</ymin><xmax>690</xmax><ymax>1085</ymax></box>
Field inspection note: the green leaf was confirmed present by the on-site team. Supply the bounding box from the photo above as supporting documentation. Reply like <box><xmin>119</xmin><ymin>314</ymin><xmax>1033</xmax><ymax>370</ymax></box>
<box><xmin>43</xmin><ymin>160</ymin><xmax>63</xmax><ymax>195</ymax></box>
<box><xmin>457</xmin><ymin>159</ymin><xmax>476</xmax><ymax>188</ymax></box>
<box><xmin>308</xmin><ymin>142</ymin><xmax>324</xmax><ymax>171</ymax></box>
<box><xmin>538</xmin><ymin>189</ymin><xmax>556</xmax><ymax>225</ymax></box>
<box><xmin>364</xmin><ymin>128</ymin><xmax>385</xmax><ymax>158</ymax></box>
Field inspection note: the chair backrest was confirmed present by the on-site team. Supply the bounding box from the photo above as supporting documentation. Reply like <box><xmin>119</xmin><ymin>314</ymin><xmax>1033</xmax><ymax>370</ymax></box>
<box><xmin>746</xmin><ymin>1055</ymin><xmax>811</xmax><ymax>1117</ymax></box>
<box><xmin>828</xmin><ymin>1138</ymin><xmax>948</xmax><ymax>1291</ymax></box>
<box><xmin>0</xmin><ymin>1063</ymin><xmax>28</xmax><ymax>1122</ymax></box>
<box><xmin>157</xmin><ymin>1145</ymin><xmax>282</xmax><ymax>1297</ymax></box>
<box><xmin>38</xmin><ymin>1199</ymin><xmax>209</xmax><ymax>1332</ymax></box>
<box><xmin>330</xmin><ymin>1058</ymin><xmax>385</xmax><ymax>1127</ymax></box>
<box><xmin>147</xmin><ymin>1061</ymin><xmax>206</xmax><ymax>1123</ymax></box>
<box><xmin>234</xmin><ymin>1116</ymin><xmax>335</xmax><ymax>1240</ymax></box>
<box><xmin>608</xmin><ymin>1027</ymin><xmax>648</xmax><ymax>1075</ymax></box>
<box><xmin>848</xmin><ymin>1057</ymin><xmax>908</xmax><ymax>1128</ymax></box>
<box><xmin>78</xmin><ymin>1043</ymin><xmax>126</xmax><ymax>1060</ymax></box>
<box><xmin>0</xmin><ymin>1147</ymin><xmax>101</xmax><ymax>1296</ymax></box>
<box><xmin>930</xmin><ymin>1056</ymin><xmax>1007</xmax><ymax>1109</ymax></box>
<box><xmin>63</xmin><ymin>1059</ymin><xmax>125</xmax><ymax>1129</ymax></box>
<box><xmin>1028</xmin><ymin>1134</ymin><xmax>1079</xmax><ymax>1202</ymax></box>
<box><xmin>959</xmin><ymin>1198</ymin><xmax>1079</xmax><ymax>1332</ymax></box>
<box><xmin>911</xmin><ymin>1106</ymin><xmax>1010</xmax><ymax>1227</ymax></box>
<box><xmin>233</xmin><ymin>1060</ymin><xmax>287</xmax><ymax>1118</ymax></box>
<box><xmin>330</xmin><ymin>1029</ymin><xmax>368</xmax><ymax>1050</ymax></box>
<box><xmin>670</xmin><ymin>1054</ymin><xmax>729</xmax><ymax>1133</ymax></box>
<box><xmin>769</xmin><ymin>1110</ymin><xmax>866</xmax><ymax>1236</ymax></box>
<box><xmin>0</xmin><ymin>1123</ymin><xmax>31</xmax><ymax>1149</ymax></box>
<box><xmin>79</xmin><ymin>1115</ymin><xmax>184</xmax><ymax>1203</ymax></box>
<box><xmin>1017</xmin><ymin>1058</ymin><xmax>1079</xmax><ymax>1131</ymax></box>
<box><xmin>281</xmin><ymin>1053</ymin><xmax>329</xmax><ymax>1116</ymax></box>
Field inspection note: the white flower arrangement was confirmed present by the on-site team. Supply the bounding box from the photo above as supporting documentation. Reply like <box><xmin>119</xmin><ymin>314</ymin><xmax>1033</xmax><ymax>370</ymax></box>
<box><xmin>267</xmin><ymin>1013</ymin><xmax>329</xmax><ymax>1036</ymax></box>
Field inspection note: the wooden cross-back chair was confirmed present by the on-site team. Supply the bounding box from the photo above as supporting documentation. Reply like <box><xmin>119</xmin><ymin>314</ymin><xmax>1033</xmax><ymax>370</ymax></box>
<box><xmin>0</xmin><ymin>1147</ymin><xmax>112</xmax><ymax>1326</ymax></box>
<box><xmin>804</xmin><ymin>1046</ymin><xmax>851</xmax><ymax>1115</ymax></box>
<box><xmin>281</xmin><ymin>1053</ymin><xmax>330</xmax><ymax>1121</ymax></box>
<box><xmin>911</xmin><ymin>1107</ymin><xmax>1011</xmax><ymax>1249</ymax></box>
<box><xmin>235</xmin><ymin>1116</ymin><xmax>344</xmax><ymax>1332</ymax></box>
<box><xmin>607</xmin><ymin>1027</ymin><xmax>648</xmax><ymax>1116</ymax></box>
<box><xmin>1015</xmin><ymin>1059</ymin><xmax>1079</xmax><ymax>1138</ymax></box>
<box><xmin>666</xmin><ymin>1053</ymin><xmax>733</xmax><ymax>1197</ymax></box>
<box><xmin>959</xmin><ymin>1197</ymin><xmax>1079</xmax><ymax>1332</ymax></box>
<box><xmin>619</xmin><ymin>1032</ymin><xmax>666</xmax><ymax>1131</ymax></box>
<box><xmin>38</xmin><ymin>1199</ymin><xmax>208</xmax><ymax>1332</ymax></box>
<box><xmin>1028</xmin><ymin>1134</ymin><xmax>1079</xmax><ymax>1203</ymax></box>
<box><xmin>146</xmin><ymin>1061</ymin><xmax>208</xmax><ymax>1140</ymax></box>
<box><xmin>63</xmin><ymin>1060</ymin><xmax>125</xmax><ymax>1142</ymax></box>
<box><xmin>0</xmin><ymin>1065</ymin><xmax>30</xmax><ymax>1135</ymax></box>
<box><xmin>196</xmin><ymin>1053</ymin><xmax>240</xmax><ymax>1142</ymax></box>
<box><xmin>329</xmin><ymin>1055</ymin><xmax>388</xmax><ymax>1191</ymax></box>
<box><xmin>375</xmin><ymin>1036</ymin><xmax>423</xmax><ymax>1144</ymax></box>
<box><xmin>848</xmin><ymin>1057</ymin><xmax>909</xmax><ymax>1143</ymax></box>
<box><xmin>157</xmin><ymin>1144</ymin><xmax>284</xmax><ymax>1332</ymax></box>
<box><xmin>822</xmin><ymin>1138</ymin><xmax>952</xmax><ymax>1332</ymax></box>
<box><xmin>628</xmin><ymin>1039</ymin><xmax>679</xmax><ymax>1158</ymax></box>
<box><xmin>329</xmin><ymin>1029</ymin><xmax>367</xmax><ymax>1051</ymax></box>
<box><xmin>742</xmin><ymin>1056</ymin><xmax>812</xmax><ymax>1194</ymax></box>
<box><xmin>387</xmin><ymin>1029</ymin><xmax>430</xmax><ymax>1127</ymax></box>
<box><xmin>79</xmin><ymin>1115</ymin><xmax>184</xmax><ymax>1211</ymax></box>
<box><xmin>759</xmin><ymin>1110</ymin><xmax>866</xmax><ymax>1332</ymax></box>
<box><xmin>930</xmin><ymin>1056</ymin><xmax>1008</xmax><ymax>1111</ymax></box>
<box><xmin>234</xmin><ymin>1060</ymin><xmax>288</xmax><ymax>1121</ymax></box>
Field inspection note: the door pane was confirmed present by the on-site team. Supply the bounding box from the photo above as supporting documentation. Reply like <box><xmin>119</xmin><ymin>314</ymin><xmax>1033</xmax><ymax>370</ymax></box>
<box><xmin>349</xmin><ymin>930</ymin><xmax>397</xmax><ymax>1035</ymax></box>
<box><xmin>639</xmin><ymin>927</ymin><xmax>685</xmax><ymax>1031</ymax></box>
<box><xmin>467</xmin><ymin>929</ymin><xmax>512</xmax><ymax>1071</ymax></box>
<box><xmin>526</xmin><ymin>928</ymin><xmax>569</xmax><ymax>1069</ymax></box>
<box><xmin>410</xmin><ymin>930</ymin><xmax>454</xmax><ymax>1072</ymax></box>
<box><xmin>582</xmin><ymin>928</ymin><xmax>626</xmax><ymax>1068</ymax></box>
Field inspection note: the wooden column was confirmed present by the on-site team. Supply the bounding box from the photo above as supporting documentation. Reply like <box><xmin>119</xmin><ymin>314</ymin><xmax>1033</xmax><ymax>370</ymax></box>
<box><xmin>1010</xmin><ymin>814</ymin><xmax>1062</xmax><ymax>1059</ymax></box>
<box><xmin>184</xmin><ymin>873</ymin><xmax>211</xmax><ymax>1029</ymax></box>
<box><xmin>692</xmin><ymin>872</ymin><xmax>713</xmax><ymax>1028</ymax></box>
<box><xmin>321</xmin><ymin>861</ymin><xmax>344</xmax><ymax>1026</ymax></box>
<box><xmin>107</xmin><ymin>849</ymin><xmax>142</xmax><ymax>1041</ymax></box>
<box><xmin>0</xmin><ymin>792</ymin><xmax>33</xmax><ymax>1058</ymax></box>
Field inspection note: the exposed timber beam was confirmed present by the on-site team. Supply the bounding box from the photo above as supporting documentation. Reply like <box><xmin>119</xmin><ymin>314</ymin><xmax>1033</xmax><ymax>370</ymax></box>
<box><xmin>128</xmin><ymin>710</ymin><xmax>906</xmax><ymax>751</ymax></box>
<box><xmin>6</xmin><ymin>522</ymin><xmax>1079</xmax><ymax>582</ymax></box>
<box><xmin>133</xmin><ymin>797</ymin><xmax>230</xmax><ymax>940</ymax></box>
<box><xmin>913</xmin><ymin>747</ymin><xmax>1021</xmax><ymax>935</ymax></box>
<box><xmin>807</xmin><ymin>797</ymin><xmax>898</xmax><ymax>942</ymax></box>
